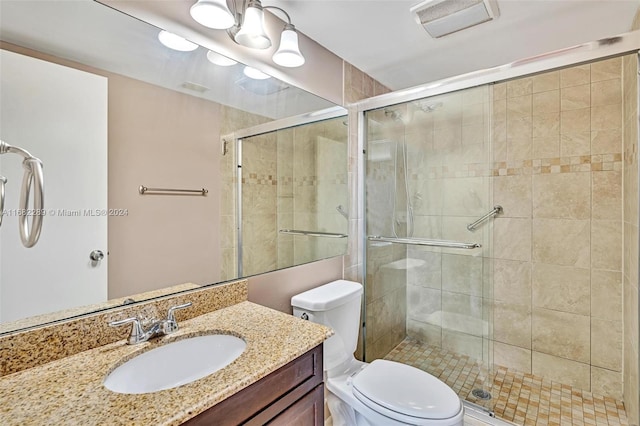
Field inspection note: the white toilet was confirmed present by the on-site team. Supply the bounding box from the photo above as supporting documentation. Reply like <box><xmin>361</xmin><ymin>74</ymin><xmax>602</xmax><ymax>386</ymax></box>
<box><xmin>292</xmin><ymin>280</ymin><xmax>464</xmax><ymax>426</ymax></box>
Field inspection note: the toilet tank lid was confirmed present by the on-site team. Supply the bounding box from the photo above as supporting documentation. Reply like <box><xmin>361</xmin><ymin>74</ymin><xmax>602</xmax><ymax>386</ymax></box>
<box><xmin>291</xmin><ymin>280</ymin><xmax>362</xmax><ymax>311</ymax></box>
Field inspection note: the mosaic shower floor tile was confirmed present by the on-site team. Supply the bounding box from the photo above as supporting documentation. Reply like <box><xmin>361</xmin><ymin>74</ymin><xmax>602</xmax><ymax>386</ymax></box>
<box><xmin>384</xmin><ymin>338</ymin><xmax>628</xmax><ymax>426</ymax></box>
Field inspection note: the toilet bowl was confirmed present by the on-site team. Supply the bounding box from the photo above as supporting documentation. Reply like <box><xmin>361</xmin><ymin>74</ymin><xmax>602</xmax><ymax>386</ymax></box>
<box><xmin>291</xmin><ymin>280</ymin><xmax>464</xmax><ymax>426</ymax></box>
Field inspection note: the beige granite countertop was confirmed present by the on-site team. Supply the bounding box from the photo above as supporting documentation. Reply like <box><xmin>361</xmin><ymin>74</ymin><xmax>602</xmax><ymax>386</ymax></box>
<box><xmin>0</xmin><ymin>301</ymin><xmax>332</xmax><ymax>425</ymax></box>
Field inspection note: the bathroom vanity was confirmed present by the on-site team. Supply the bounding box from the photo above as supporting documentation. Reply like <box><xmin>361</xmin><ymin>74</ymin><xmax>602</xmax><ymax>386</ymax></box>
<box><xmin>0</xmin><ymin>296</ymin><xmax>332</xmax><ymax>425</ymax></box>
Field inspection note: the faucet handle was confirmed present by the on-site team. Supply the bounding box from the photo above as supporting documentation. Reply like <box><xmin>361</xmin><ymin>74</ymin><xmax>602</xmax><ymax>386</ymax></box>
<box><xmin>165</xmin><ymin>302</ymin><xmax>192</xmax><ymax>333</ymax></box>
<box><xmin>109</xmin><ymin>317</ymin><xmax>145</xmax><ymax>344</ymax></box>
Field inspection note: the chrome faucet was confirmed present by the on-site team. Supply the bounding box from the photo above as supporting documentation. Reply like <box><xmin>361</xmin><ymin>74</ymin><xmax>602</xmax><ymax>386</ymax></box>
<box><xmin>109</xmin><ymin>302</ymin><xmax>192</xmax><ymax>344</ymax></box>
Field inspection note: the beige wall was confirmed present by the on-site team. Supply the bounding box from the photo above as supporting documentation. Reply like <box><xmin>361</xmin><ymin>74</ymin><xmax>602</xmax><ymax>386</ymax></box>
<box><xmin>107</xmin><ymin>75</ymin><xmax>223</xmax><ymax>297</ymax></box>
<box><xmin>623</xmin><ymin>51</ymin><xmax>640</xmax><ymax>424</ymax></box>
<box><xmin>491</xmin><ymin>58</ymin><xmax>625</xmax><ymax>398</ymax></box>
<box><xmin>248</xmin><ymin>256</ymin><xmax>343</xmax><ymax>314</ymax></box>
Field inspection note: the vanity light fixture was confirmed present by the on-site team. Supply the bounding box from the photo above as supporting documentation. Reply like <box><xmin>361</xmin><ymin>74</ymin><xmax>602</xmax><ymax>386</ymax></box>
<box><xmin>206</xmin><ymin>50</ymin><xmax>238</xmax><ymax>66</ymax></box>
<box><xmin>189</xmin><ymin>0</ymin><xmax>305</xmax><ymax>68</ymax></box>
<box><xmin>243</xmin><ymin>66</ymin><xmax>271</xmax><ymax>80</ymax></box>
<box><xmin>157</xmin><ymin>30</ymin><xmax>199</xmax><ymax>51</ymax></box>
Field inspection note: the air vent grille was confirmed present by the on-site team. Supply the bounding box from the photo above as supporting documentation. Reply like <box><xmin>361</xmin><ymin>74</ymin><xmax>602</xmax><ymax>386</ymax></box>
<box><xmin>410</xmin><ymin>0</ymin><xmax>500</xmax><ymax>38</ymax></box>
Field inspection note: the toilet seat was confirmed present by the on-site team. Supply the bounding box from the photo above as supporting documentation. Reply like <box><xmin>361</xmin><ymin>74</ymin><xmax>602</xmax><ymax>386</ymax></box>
<box><xmin>351</xmin><ymin>360</ymin><xmax>462</xmax><ymax>423</ymax></box>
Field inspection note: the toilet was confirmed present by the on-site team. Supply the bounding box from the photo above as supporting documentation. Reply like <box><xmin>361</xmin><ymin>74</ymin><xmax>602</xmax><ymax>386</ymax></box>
<box><xmin>292</xmin><ymin>280</ymin><xmax>464</xmax><ymax>426</ymax></box>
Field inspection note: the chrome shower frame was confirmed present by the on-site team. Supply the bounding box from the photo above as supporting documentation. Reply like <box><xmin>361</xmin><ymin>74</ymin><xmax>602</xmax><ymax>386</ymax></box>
<box><xmin>354</xmin><ymin>28</ymin><xmax>640</xmax><ymax>419</ymax></box>
<box><xmin>226</xmin><ymin>106</ymin><xmax>348</xmax><ymax>277</ymax></box>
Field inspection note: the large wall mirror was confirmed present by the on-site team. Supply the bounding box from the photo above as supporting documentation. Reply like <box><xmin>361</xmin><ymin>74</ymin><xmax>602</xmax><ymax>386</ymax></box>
<box><xmin>0</xmin><ymin>0</ymin><xmax>347</xmax><ymax>333</ymax></box>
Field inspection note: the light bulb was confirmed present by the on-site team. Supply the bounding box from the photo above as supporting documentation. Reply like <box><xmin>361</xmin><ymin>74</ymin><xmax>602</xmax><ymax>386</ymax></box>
<box><xmin>190</xmin><ymin>0</ymin><xmax>235</xmax><ymax>29</ymax></box>
<box><xmin>243</xmin><ymin>66</ymin><xmax>271</xmax><ymax>80</ymax></box>
<box><xmin>157</xmin><ymin>30</ymin><xmax>198</xmax><ymax>52</ymax></box>
<box><xmin>272</xmin><ymin>25</ymin><xmax>305</xmax><ymax>67</ymax></box>
<box><xmin>206</xmin><ymin>50</ymin><xmax>237</xmax><ymax>66</ymax></box>
<box><xmin>235</xmin><ymin>1</ymin><xmax>271</xmax><ymax>49</ymax></box>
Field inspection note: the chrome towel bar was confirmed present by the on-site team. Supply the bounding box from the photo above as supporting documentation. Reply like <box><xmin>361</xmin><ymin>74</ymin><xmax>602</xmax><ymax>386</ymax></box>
<box><xmin>138</xmin><ymin>185</ymin><xmax>208</xmax><ymax>196</ymax></box>
<box><xmin>467</xmin><ymin>205</ymin><xmax>503</xmax><ymax>231</ymax></box>
<box><xmin>279</xmin><ymin>229</ymin><xmax>347</xmax><ymax>238</ymax></box>
<box><xmin>367</xmin><ymin>235</ymin><xmax>481</xmax><ymax>249</ymax></box>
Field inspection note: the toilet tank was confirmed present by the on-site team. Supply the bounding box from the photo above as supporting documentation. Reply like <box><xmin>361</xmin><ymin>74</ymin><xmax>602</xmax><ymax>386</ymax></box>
<box><xmin>291</xmin><ymin>280</ymin><xmax>363</xmax><ymax>372</ymax></box>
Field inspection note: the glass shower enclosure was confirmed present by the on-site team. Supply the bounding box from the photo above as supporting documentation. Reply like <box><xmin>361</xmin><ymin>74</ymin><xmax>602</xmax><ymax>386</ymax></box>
<box><xmin>363</xmin><ymin>84</ymin><xmax>496</xmax><ymax>413</ymax></box>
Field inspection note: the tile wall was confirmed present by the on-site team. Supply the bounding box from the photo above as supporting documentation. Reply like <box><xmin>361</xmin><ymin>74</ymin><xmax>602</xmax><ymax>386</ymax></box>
<box><xmin>491</xmin><ymin>58</ymin><xmax>624</xmax><ymax>399</ymax></box>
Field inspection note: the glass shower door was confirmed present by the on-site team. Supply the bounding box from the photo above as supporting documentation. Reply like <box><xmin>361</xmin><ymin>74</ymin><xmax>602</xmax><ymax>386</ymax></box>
<box><xmin>363</xmin><ymin>84</ymin><xmax>495</xmax><ymax>413</ymax></box>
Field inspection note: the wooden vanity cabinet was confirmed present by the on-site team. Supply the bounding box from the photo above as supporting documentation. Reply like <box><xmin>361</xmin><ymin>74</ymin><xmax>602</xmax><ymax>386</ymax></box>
<box><xmin>182</xmin><ymin>344</ymin><xmax>324</xmax><ymax>426</ymax></box>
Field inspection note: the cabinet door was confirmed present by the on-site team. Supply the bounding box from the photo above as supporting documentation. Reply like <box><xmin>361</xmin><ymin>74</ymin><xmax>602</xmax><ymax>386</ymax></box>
<box><xmin>267</xmin><ymin>384</ymin><xmax>324</xmax><ymax>426</ymax></box>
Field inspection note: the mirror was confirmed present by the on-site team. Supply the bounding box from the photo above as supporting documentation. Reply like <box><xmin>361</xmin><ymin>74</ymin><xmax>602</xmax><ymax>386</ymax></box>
<box><xmin>0</xmin><ymin>0</ymin><xmax>347</xmax><ymax>333</ymax></box>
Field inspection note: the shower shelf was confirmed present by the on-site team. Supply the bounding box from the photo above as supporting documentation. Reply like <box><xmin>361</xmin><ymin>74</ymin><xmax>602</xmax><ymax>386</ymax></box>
<box><xmin>367</xmin><ymin>236</ymin><xmax>481</xmax><ymax>250</ymax></box>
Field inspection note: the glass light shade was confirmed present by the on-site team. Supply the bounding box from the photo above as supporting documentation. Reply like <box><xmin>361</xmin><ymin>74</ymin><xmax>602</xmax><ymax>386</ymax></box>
<box><xmin>157</xmin><ymin>30</ymin><xmax>198</xmax><ymax>52</ymax></box>
<box><xmin>272</xmin><ymin>27</ymin><xmax>305</xmax><ymax>67</ymax></box>
<box><xmin>190</xmin><ymin>0</ymin><xmax>235</xmax><ymax>29</ymax></box>
<box><xmin>235</xmin><ymin>5</ymin><xmax>271</xmax><ymax>49</ymax></box>
<box><xmin>206</xmin><ymin>50</ymin><xmax>237</xmax><ymax>66</ymax></box>
<box><xmin>243</xmin><ymin>66</ymin><xmax>271</xmax><ymax>80</ymax></box>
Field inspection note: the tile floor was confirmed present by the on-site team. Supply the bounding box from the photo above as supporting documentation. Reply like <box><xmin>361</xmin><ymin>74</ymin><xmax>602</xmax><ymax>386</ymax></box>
<box><xmin>384</xmin><ymin>338</ymin><xmax>629</xmax><ymax>426</ymax></box>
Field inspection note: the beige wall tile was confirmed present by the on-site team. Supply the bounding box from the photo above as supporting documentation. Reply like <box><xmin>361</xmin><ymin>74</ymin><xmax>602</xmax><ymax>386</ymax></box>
<box><xmin>560</xmin><ymin>64</ymin><xmax>590</xmax><ymax>88</ymax></box>
<box><xmin>591</xmin><ymin>104</ymin><xmax>622</xmax><ymax>131</ymax></box>
<box><xmin>560</xmin><ymin>131</ymin><xmax>591</xmax><ymax>156</ymax></box>
<box><xmin>560</xmin><ymin>108</ymin><xmax>590</xmax><ymax>134</ymax></box>
<box><xmin>494</xmin><ymin>259</ymin><xmax>531</xmax><ymax>305</ymax></box>
<box><xmin>507</xmin><ymin>95</ymin><xmax>532</xmax><ymax>118</ymax></box>
<box><xmin>493</xmin><ymin>82</ymin><xmax>506</xmax><ymax>100</ymax></box>
<box><xmin>494</xmin><ymin>300</ymin><xmax>531</xmax><ymax>349</ymax></box>
<box><xmin>591</xmin><ymin>220</ymin><xmax>622</xmax><ymax>271</ymax></box>
<box><xmin>494</xmin><ymin>342</ymin><xmax>532</xmax><ymax>373</ymax></box>
<box><xmin>463</xmin><ymin>103</ymin><xmax>484</xmax><ymax>126</ymax></box>
<box><xmin>532</xmin><ymin>71</ymin><xmax>559</xmax><ymax>93</ymax></box>
<box><xmin>533</xmin><ymin>218</ymin><xmax>590</xmax><ymax>268</ymax></box>
<box><xmin>493</xmin><ymin>98</ymin><xmax>506</xmax><ymax>122</ymax></box>
<box><xmin>532</xmin><ymin>263</ymin><xmax>590</xmax><ymax>315</ymax></box>
<box><xmin>442</xmin><ymin>254</ymin><xmax>483</xmax><ymax>296</ymax></box>
<box><xmin>407</xmin><ymin>319</ymin><xmax>442</xmax><ymax>347</ymax></box>
<box><xmin>561</xmin><ymin>84</ymin><xmax>590</xmax><ymax>111</ymax></box>
<box><xmin>407</xmin><ymin>285</ymin><xmax>441</xmax><ymax>325</ymax></box>
<box><xmin>591</xmin><ymin>367</ymin><xmax>622</xmax><ymax>400</ymax></box>
<box><xmin>442</xmin><ymin>329</ymin><xmax>484</xmax><ymax>360</ymax></box>
<box><xmin>493</xmin><ymin>175</ymin><xmax>532</xmax><ymax>218</ymax></box>
<box><xmin>591</xmin><ymin>318</ymin><xmax>622</xmax><ymax>371</ymax></box>
<box><xmin>592</xmin><ymin>171</ymin><xmax>621</xmax><ymax>220</ymax></box>
<box><xmin>591</xmin><ymin>129</ymin><xmax>622</xmax><ymax>155</ymax></box>
<box><xmin>590</xmin><ymin>57</ymin><xmax>622</xmax><ymax>82</ymax></box>
<box><xmin>533</xmin><ymin>351</ymin><xmax>591</xmax><ymax>389</ymax></box>
<box><xmin>532</xmin><ymin>112</ymin><xmax>560</xmax><ymax>139</ymax></box>
<box><xmin>533</xmin><ymin>173</ymin><xmax>591</xmax><ymax>220</ymax></box>
<box><xmin>442</xmin><ymin>291</ymin><xmax>483</xmax><ymax>320</ymax></box>
<box><xmin>442</xmin><ymin>177</ymin><xmax>488</xmax><ymax>216</ymax></box>
<box><xmin>532</xmin><ymin>308</ymin><xmax>590</xmax><ymax>363</ymax></box>
<box><xmin>591</xmin><ymin>79</ymin><xmax>622</xmax><ymax>107</ymax></box>
<box><xmin>533</xmin><ymin>90</ymin><xmax>559</xmax><ymax>114</ymax></box>
<box><xmin>591</xmin><ymin>270</ymin><xmax>622</xmax><ymax>321</ymax></box>
<box><xmin>507</xmin><ymin>136</ymin><xmax>533</xmax><ymax>161</ymax></box>
<box><xmin>507</xmin><ymin>78</ymin><xmax>532</xmax><ymax>98</ymax></box>
<box><xmin>494</xmin><ymin>218</ymin><xmax>532</xmax><ymax>261</ymax></box>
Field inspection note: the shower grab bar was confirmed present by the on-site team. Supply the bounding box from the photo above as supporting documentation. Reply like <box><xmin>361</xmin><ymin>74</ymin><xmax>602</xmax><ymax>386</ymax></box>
<box><xmin>0</xmin><ymin>141</ymin><xmax>44</xmax><ymax>248</ymax></box>
<box><xmin>138</xmin><ymin>185</ymin><xmax>208</xmax><ymax>196</ymax></box>
<box><xmin>367</xmin><ymin>235</ymin><xmax>481</xmax><ymax>249</ymax></box>
<box><xmin>279</xmin><ymin>229</ymin><xmax>348</xmax><ymax>238</ymax></box>
<box><xmin>466</xmin><ymin>205</ymin><xmax>503</xmax><ymax>231</ymax></box>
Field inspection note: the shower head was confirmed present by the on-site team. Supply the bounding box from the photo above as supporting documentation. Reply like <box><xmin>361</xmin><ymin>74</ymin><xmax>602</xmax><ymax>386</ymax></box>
<box><xmin>384</xmin><ymin>108</ymin><xmax>403</xmax><ymax>122</ymax></box>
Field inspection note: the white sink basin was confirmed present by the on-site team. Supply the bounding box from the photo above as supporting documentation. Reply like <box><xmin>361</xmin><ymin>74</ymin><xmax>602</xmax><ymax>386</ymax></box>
<box><xmin>104</xmin><ymin>334</ymin><xmax>246</xmax><ymax>394</ymax></box>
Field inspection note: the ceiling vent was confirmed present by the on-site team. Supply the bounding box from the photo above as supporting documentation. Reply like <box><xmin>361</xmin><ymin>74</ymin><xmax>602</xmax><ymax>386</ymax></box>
<box><xmin>410</xmin><ymin>0</ymin><xmax>500</xmax><ymax>38</ymax></box>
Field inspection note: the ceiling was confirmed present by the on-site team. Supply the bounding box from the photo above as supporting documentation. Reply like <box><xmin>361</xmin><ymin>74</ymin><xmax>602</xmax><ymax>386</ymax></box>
<box><xmin>270</xmin><ymin>0</ymin><xmax>640</xmax><ymax>90</ymax></box>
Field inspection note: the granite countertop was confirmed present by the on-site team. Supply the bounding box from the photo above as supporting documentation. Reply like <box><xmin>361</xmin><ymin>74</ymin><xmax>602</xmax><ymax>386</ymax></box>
<box><xmin>0</xmin><ymin>301</ymin><xmax>332</xmax><ymax>425</ymax></box>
